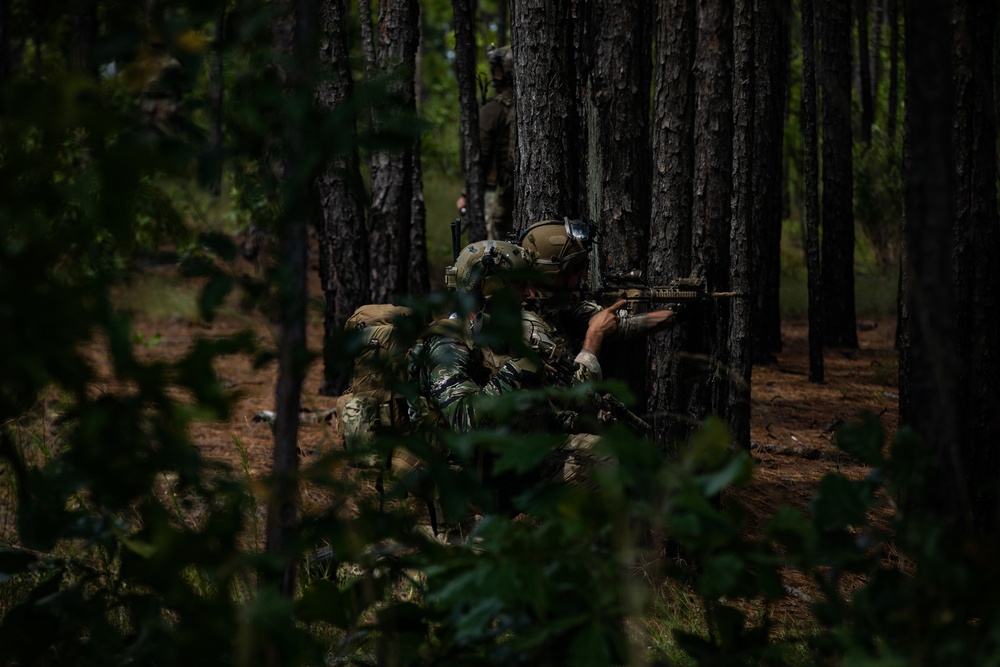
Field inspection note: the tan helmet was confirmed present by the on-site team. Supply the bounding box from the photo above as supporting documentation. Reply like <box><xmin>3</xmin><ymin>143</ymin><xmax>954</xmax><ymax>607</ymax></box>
<box><xmin>445</xmin><ymin>239</ymin><xmax>530</xmax><ymax>296</ymax></box>
<box><xmin>519</xmin><ymin>218</ymin><xmax>594</xmax><ymax>281</ymax></box>
<box><xmin>486</xmin><ymin>44</ymin><xmax>514</xmax><ymax>86</ymax></box>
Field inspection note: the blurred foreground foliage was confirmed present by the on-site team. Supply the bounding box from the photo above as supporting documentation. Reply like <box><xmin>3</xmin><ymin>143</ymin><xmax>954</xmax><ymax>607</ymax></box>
<box><xmin>2</xmin><ymin>3</ymin><xmax>1000</xmax><ymax>666</ymax></box>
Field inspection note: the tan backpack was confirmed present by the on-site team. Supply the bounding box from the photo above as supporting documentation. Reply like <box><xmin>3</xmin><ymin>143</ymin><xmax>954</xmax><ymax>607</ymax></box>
<box><xmin>344</xmin><ymin>304</ymin><xmax>414</xmax><ymax>403</ymax></box>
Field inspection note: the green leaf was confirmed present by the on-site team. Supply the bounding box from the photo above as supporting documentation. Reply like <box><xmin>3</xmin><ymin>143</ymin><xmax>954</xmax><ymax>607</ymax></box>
<box><xmin>697</xmin><ymin>553</ymin><xmax>745</xmax><ymax>598</ymax></box>
<box><xmin>198</xmin><ymin>275</ymin><xmax>233</xmax><ymax>322</ymax></box>
<box><xmin>810</xmin><ymin>474</ymin><xmax>873</xmax><ymax>532</ymax></box>
<box><xmin>836</xmin><ymin>413</ymin><xmax>886</xmax><ymax>466</ymax></box>
<box><xmin>697</xmin><ymin>451</ymin><xmax>753</xmax><ymax>496</ymax></box>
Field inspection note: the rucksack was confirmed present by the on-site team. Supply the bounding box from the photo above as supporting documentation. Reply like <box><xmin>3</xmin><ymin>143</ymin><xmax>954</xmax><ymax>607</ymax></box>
<box><xmin>343</xmin><ymin>304</ymin><xmax>414</xmax><ymax>403</ymax></box>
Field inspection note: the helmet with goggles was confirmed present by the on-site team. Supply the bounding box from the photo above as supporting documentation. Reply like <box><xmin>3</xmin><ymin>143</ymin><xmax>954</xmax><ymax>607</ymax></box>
<box><xmin>518</xmin><ymin>217</ymin><xmax>595</xmax><ymax>281</ymax></box>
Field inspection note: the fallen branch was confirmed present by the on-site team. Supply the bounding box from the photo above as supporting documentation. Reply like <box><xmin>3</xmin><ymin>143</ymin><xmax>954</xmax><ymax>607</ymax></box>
<box><xmin>750</xmin><ymin>440</ymin><xmax>862</xmax><ymax>466</ymax></box>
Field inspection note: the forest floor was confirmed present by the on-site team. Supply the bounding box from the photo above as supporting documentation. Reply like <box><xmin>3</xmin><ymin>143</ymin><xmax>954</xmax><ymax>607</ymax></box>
<box><xmin>93</xmin><ymin>250</ymin><xmax>900</xmax><ymax>623</ymax></box>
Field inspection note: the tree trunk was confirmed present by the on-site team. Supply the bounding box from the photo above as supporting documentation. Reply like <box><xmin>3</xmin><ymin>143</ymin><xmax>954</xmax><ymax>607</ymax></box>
<box><xmin>690</xmin><ymin>0</ymin><xmax>734</xmax><ymax>419</ymax></box>
<box><xmin>265</xmin><ymin>0</ymin><xmax>318</xmax><ymax>608</ymax></box>
<box><xmin>819</xmin><ymin>0</ymin><xmax>858</xmax><ymax>348</ymax></box>
<box><xmin>0</xmin><ymin>0</ymin><xmax>11</xmax><ymax>86</ymax></box>
<box><xmin>208</xmin><ymin>3</ymin><xmax>225</xmax><ymax>198</ymax></box>
<box><xmin>887</xmin><ymin>0</ymin><xmax>899</xmax><ymax>143</ymax></box>
<box><xmin>750</xmin><ymin>0</ymin><xmax>789</xmax><ymax>364</ymax></box>
<box><xmin>69</xmin><ymin>0</ymin><xmax>98</xmax><ymax>78</ymax></box>
<box><xmin>648</xmin><ymin>0</ymin><xmax>696</xmax><ymax>452</ymax></box>
<box><xmin>857</xmin><ymin>0</ymin><xmax>874</xmax><ymax>144</ymax></box>
<box><xmin>410</xmin><ymin>134</ymin><xmax>429</xmax><ymax>295</ymax></box>
<box><xmin>452</xmin><ymin>0</ymin><xmax>487</xmax><ymax>242</ymax></box>
<box><xmin>367</xmin><ymin>0</ymin><xmax>419</xmax><ymax>304</ymax></box>
<box><xmin>585</xmin><ymin>0</ymin><xmax>652</xmax><ymax>406</ymax></box>
<box><xmin>871</xmin><ymin>0</ymin><xmax>883</xmax><ymax>104</ymax></box>
<box><xmin>802</xmin><ymin>0</ymin><xmax>824</xmax><ymax>383</ymax></box>
<box><xmin>510</xmin><ymin>0</ymin><xmax>581</xmax><ymax>232</ymax></box>
<box><xmin>900</xmin><ymin>0</ymin><xmax>959</xmax><ymax>521</ymax></box>
<box><xmin>949</xmin><ymin>0</ymin><xmax>1000</xmax><ymax>530</ymax></box>
<box><xmin>316</xmin><ymin>0</ymin><xmax>370</xmax><ymax>396</ymax></box>
<box><xmin>727</xmin><ymin>0</ymin><xmax>754</xmax><ymax>448</ymax></box>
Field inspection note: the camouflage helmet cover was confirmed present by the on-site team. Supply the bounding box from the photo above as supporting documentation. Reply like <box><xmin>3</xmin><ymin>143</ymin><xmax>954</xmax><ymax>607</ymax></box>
<box><xmin>446</xmin><ymin>239</ymin><xmax>530</xmax><ymax>295</ymax></box>
<box><xmin>487</xmin><ymin>44</ymin><xmax>514</xmax><ymax>85</ymax></box>
<box><xmin>519</xmin><ymin>218</ymin><xmax>593</xmax><ymax>280</ymax></box>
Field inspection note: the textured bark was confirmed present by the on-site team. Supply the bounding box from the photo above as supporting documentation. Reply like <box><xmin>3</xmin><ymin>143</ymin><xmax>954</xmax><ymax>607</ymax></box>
<box><xmin>690</xmin><ymin>0</ymin><xmax>733</xmax><ymax>417</ymax></box>
<box><xmin>584</xmin><ymin>0</ymin><xmax>652</xmax><ymax>405</ymax></box>
<box><xmin>751</xmin><ymin>0</ymin><xmax>789</xmax><ymax>363</ymax></box>
<box><xmin>856</xmin><ymin>0</ymin><xmax>874</xmax><ymax>144</ymax></box>
<box><xmin>801</xmin><ymin>0</ymin><xmax>824</xmax><ymax>383</ymax></box>
<box><xmin>367</xmin><ymin>0</ymin><xmax>419</xmax><ymax>304</ymax></box>
<box><xmin>208</xmin><ymin>4</ymin><xmax>225</xmax><ymax>198</ymax></box>
<box><xmin>819</xmin><ymin>0</ymin><xmax>858</xmax><ymax>348</ymax></box>
<box><xmin>0</xmin><ymin>0</ymin><xmax>7</xmax><ymax>85</ymax></box>
<box><xmin>887</xmin><ymin>0</ymin><xmax>899</xmax><ymax>142</ymax></box>
<box><xmin>648</xmin><ymin>0</ymin><xmax>696</xmax><ymax>452</ymax></box>
<box><xmin>901</xmin><ymin>0</ymin><xmax>962</xmax><ymax>521</ymax></box>
<box><xmin>266</xmin><ymin>0</ymin><xmax>318</xmax><ymax>606</ymax></box>
<box><xmin>409</xmin><ymin>135</ymin><xmax>429</xmax><ymax>295</ymax></box>
<box><xmin>452</xmin><ymin>0</ymin><xmax>487</xmax><ymax>242</ymax></box>
<box><xmin>316</xmin><ymin>0</ymin><xmax>370</xmax><ymax>394</ymax></box>
<box><xmin>871</xmin><ymin>0</ymin><xmax>883</xmax><ymax>101</ymax></box>
<box><xmin>69</xmin><ymin>0</ymin><xmax>98</xmax><ymax>78</ymax></box>
<box><xmin>949</xmin><ymin>0</ymin><xmax>1000</xmax><ymax>530</ymax></box>
<box><xmin>727</xmin><ymin>0</ymin><xmax>754</xmax><ymax>449</ymax></box>
<box><xmin>510</xmin><ymin>0</ymin><xmax>580</xmax><ymax>233</ymax></box>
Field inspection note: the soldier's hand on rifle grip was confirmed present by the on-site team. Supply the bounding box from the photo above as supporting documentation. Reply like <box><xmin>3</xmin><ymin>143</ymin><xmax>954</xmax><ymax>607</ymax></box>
<box><xmin>667</xmin><ymin>302</ymin><xmax>688</xmax><ymax>323</ymax></box>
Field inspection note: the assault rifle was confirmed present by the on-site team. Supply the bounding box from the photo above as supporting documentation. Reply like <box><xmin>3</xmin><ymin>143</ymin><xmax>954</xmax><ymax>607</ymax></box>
<box><xmin>536</xmin><ymin>271</ymin><xmax>743</xmax><ymax>316</ymax></box>
<box><xmin>534</xmin><ymin>339</ymin><xmax>652</xmax><ymax>437</ymax></box>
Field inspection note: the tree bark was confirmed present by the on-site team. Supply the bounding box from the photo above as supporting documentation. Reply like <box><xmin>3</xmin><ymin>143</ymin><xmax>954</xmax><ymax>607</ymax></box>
<box><xmin>208</xmin><ymin>3</ymin><xmax>225</xmax><ymax>198</ymax></box>
<box><xmin>0</xmin><ymin>0</ymin><xmax>11</xmax><ymax>86</ymax></box>
<box><xmin>802</xmin><ymin>0</ymin><xmax>824</xmax><ymax>383</ymax></box>
<box><xmin>887</xmin><ymin>0</ymin><xmax>899</xmax><ymax>143</ymax></box>
<box><xmin>949</xmin><ymin>0</ymin><xmax>1000</xmax><ymax>530</ymax></box>
<box><xmin>265</xmin><ymin>0</ymin><xmax>318</xmax><ymax>607</ymax></box>
<box><xmin>750</xmin><ymin>0</ymin><xmax>789</xmax><ymax>364</ymax></box>
<box><xmin>410</xmin><ymin>133</ymin><xmax>429</xmax><ymax>295</ymax></box>
<box><xmin>819</xmin><ymin>0</ymin><xmax>858</xmax><ymax>348</ymax></box>
<box><xmin>727</xmin><ymin>0</ymin><xmax>754</xmax><ymax>448</ymax></box>
<box><xmin>69</xmin><ymin>0</ymin><xmax>99</xmax><ymax>78</ymax></box>
<box><xmin>648</xmin><ymin>0</ymin><xmax>696</xmax><ymax>452</ymax></box>
<box><xmin>367</xmin><ymin>0</ymin><xmax>419</xmax><ymax>304</ymax></box>
<box><xmin>900</xmin><ymin>0</ymin><xmax>960</xmax><ymax>522</ymax></box>
<box><xmin>689</xmin><ymin>0</ymin><xmax>733</xmax><ymax>418</ymax></box>
<box><xmin>316</xmin><ymin>0</ymin><xmax>370</xmax><ymax>395</ymax></box>
<box><xmin>585</xmin><ymin>0</ymin><xmax>652</xmax><ymax>406</ymax></box>
<box><xmin>857</xmin><ymin>0</ymin><xmax>874</xmax><ymax>144</ymax></box>
<box><xmin>452</xmin><ymin>0</ymin><xmax>487</xmax><ymax>242</ymax></box>
<box><xmin>510</xmin><ymin>0</ymin><xmax>581</xmax><ymax>233</ymax></box>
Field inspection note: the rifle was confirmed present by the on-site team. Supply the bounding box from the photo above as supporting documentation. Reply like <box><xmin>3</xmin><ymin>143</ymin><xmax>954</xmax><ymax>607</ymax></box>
<box><xmin>450</xmin><ymin>208</ymin><xmax>469</xmax><ymax>261</ymax></box>
<box><xmin>537</xmin><ymin>271</ymin><xmax>743</xmax><ymax>316</ymax></box>
<box><xmin>534</xmin><ymin>339</ymin><xmax>652</xmax><ymax>437</ymax></box>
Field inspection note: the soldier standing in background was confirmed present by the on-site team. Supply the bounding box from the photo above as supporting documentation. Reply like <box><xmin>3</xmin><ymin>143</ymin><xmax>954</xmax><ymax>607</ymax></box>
<box><xmin>457</xmin><ymin>45</ymin><xmax>516</xmax><ymax>241</ymax></box>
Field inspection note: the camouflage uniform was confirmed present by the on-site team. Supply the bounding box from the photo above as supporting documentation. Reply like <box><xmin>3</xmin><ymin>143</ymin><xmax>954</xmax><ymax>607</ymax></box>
<box><xmin>480</xmin><ymin>88</ymin><xmax>515</xmax><ymax>242</ymax></box>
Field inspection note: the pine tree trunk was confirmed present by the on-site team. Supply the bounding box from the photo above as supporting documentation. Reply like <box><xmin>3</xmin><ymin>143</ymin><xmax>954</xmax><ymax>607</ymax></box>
<box><xmin>316</xmin><ymin>0</ymin><xmax>370</xmax><ymax>395</ymax></box>
<box><xmin>510</xmin><ymin>0</ymin><xmax>580</xmax><ymax>232</ymax></box>
<box><xmin>900</xmin><ymin>0</ymin><xmax>959</xmax><ymax>521</ymax></box>
<box><xmin>802</xmin><ymin>0</ymin><xmax>824</xmax><ymax>383</ymax></box>
<box><xmin>648</xmin><ymin>0</ymin><xmax>696</xmax><ymax>452</ymax></box>
<box><xmin>950</xmin><ymin>0</ymin><xmax>1000</xmax><ymax>530</ymax></box>
<box><xmin>0</xmin><ymin>0</ymin><xmax>9</xmax><ymax>85</ymax></box>
<box><xmin>69</xmin><ymin>0</ymin><xmax>98</xmax><ymax>78</ymax></box>
<box><xmin>208</xmin><ymin>3</ymin><xmax>225</xmax><ymax>198</ymax></box>
<box><xmin>584</xmin><ymin>0</ymin><xmax>652</xmax><ymax>405</ymax></box>
<box><xmin>857</xmin><ymin>0</ymin><xmax>874</xmax><ymax>144</ymax></box>
<box><xmin>410</xmin><ymin>135</ymin><xmax>429</xmax><ymax>295</ymax></box>
<box><xmin>690</xmin><ymin>0</ymin><xmax>733</xmax><ymax>417</ymax></box>
<box><xmin>367</xmin><ymin>0</ymin><xmax>419</xmax><ymax>304</ymax></box>
<box><xmin>751</xmin><ymin>0</ymin><xmax>789</xmax><ymax>363</ymax></box>
<box><xmin>265</xmin><ymin>0</ymin><xmax>318</xmax><ymax>607</ymax></box>
<box><xmin>819</xmin><ymin>0</ymin><xmax>858</xmax><ymax>348</ymax></box>
<box><xmin>453</xmin><ymin>0</ymin><xmax>487</xmax><ymax>242</ymax></box>
<box><xmin>887</xmin><ymin>0</ymin><xmax>899</xmax><ymax>142</ymax></box>
<box><xmin>727</xmin><ymin>0</ymin><xmax>754</xmax><ymax>448</ymax></box>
